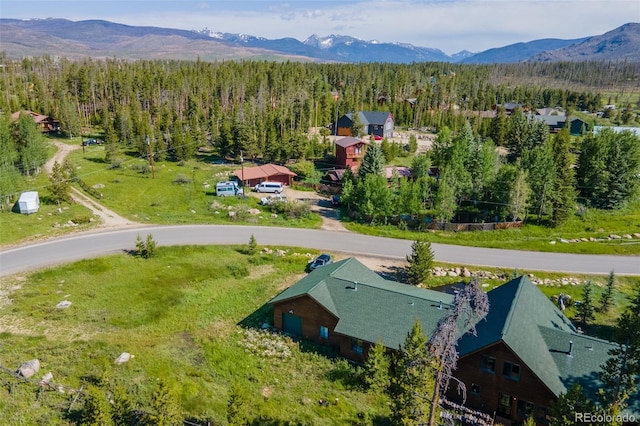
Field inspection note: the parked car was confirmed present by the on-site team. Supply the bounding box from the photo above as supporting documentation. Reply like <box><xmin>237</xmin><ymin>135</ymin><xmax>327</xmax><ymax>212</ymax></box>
<box><xmin>308</xmin><ymin>254</ymin><xmax>333</xmax><ymax>271</ymax></box>
<box><xmin>82</xmin><ymin>138</ymin><xmax>103</xmax><ymax>146</ymax></box>
<box><xmin>216</xmin><ymin>181</ymin><xmax>243</xmax><ymax>197</ymax></box>
<box><xmin>331</xmin><ymin>195</ymin><xmax>341</xmax><ymax>207</ymax></box>
<box><xmin>254</xmin><ymin>181</ymin><xmax>284</xmax><ymax>193</ymax></box>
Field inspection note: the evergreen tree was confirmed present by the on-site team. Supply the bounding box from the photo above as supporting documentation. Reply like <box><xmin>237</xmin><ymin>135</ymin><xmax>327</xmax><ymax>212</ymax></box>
<box><xmin>550</xmin><ymin>384</ymin><xmax>597</xmax><ymax>426</ymax></box>
<box><xmin>406</xmin><ymin>238</ymin><xmax>434</xmax><ymax>286</ymax></box>
<box><xmin>600</xmin><ymin>284</ymin><xmax>640</xmax><ymax>410</ymax></box>
<box><xmin>363</xmin><ymin>340</ymin><xmax>390</xmax><ymax>392</ymax></box>
<box><xmin>599</xmin><ymin>270</ymin><xmax>615</xmax><ymax>314</ymax></box>
<box><xmin>577</xmin><ymin>281</ymin><xmax>595</xmax><ymax>325</ymax></box>
<box><xmin>111</xmin><ymin>382</ymin><xmax>137</xmax><ymax>426</ymax></box>
<box><xmin>388</xmin><ymin>320</ymin><xmax>433</xmax><ymax>426</ymax></box>
<box><xmin>408</xmin><ymin>134</ymin><xmax>418</xmax><ymax>154</ymax></box>
<box><xmin>350</xmin><ymin>111</ymin><xmax>365</xmax><ymax>138</ymax></box>
<box><xmin>488</xmin><ymin>105</ymin><xmax>507</xmax><ymax>147</ymax></box>
<box><xmin>147</xmin><ymin>380</ymin><xmax>183</xmax><ymax>426</ymax></box>
<box><xmin>247</xmin><ymin>234</ymin><xmax>258</xmax><ymax>255</ymax></box>
<box><xmin>227</xmin><ymin>383</ymin><xmax>250</xmax><ymax>426</ymax></box>
<box><xmin>434</xmin><ymin>170</ymin><xmax>457</xmax><ymax>224</ymax></box>
<box><xmin>508</xmin><ymin>166</ymin><xmax>531</xmax><ymax>222</ymax></box>
<box><xmin>14</xmin><ymin>112</ymin><xmax>48</xmax><ymax>176</ymax></box>
<box><xmin>81</xmin><ymin>384</ymin><xmax>113</xmax><ymax>426</ymax></box>
<box><xmin>550</xmin><ymin>129</ymin><xmax>576</xmax><ymax>227</ymax></box>
<box><xmin>505</xmin><ymin>107</ymin><xmax>530</xmax><ymax>160</ymax></box>
<box><xmin>410</xmin><ymin>153</ymin><xmax>431</xmax><ymax>179</ymax></box>
<box><xmin>358</xmin><ymin>142</ymin><xmax>384</xmax><ymax>180</ymax></box>
<box><xmin>47</xmin><ymin>161</ymin><xmax>72</xmax><ymax>204</ymax></box>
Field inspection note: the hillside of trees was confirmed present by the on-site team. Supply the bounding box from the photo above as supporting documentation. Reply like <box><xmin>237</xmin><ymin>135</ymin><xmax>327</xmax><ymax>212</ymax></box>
<box><xmin>1</xmin><ymin>57</ymin><xmax>639</xmax><ymax>226</ymax></box>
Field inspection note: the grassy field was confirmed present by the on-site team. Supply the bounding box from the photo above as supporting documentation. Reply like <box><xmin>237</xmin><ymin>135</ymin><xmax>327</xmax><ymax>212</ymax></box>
<box><xmin>344</xmin><ymin>200</ymin><xmax>640</xmax><ymax>255</ymax></box>
<box><xmin>0</xmin><ymin>244</ymin><xmax>637</xmax><ymax>424</ymax></box>
<box><xmin>0</xmin><ymin>246</ymin><xmax>386</xmax><ymax>424</ymax></box>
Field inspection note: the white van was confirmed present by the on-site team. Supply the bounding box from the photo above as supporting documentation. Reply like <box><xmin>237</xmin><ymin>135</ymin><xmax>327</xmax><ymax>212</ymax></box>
<box><xmin>216</xmin><ymin>181</ymin><xmax>243</xmax><ymax>197</ymax></box>
<box><xmin>254</xmin><ymin>181</ymin><xmax>284</xmax><ymax>193</ymax></box>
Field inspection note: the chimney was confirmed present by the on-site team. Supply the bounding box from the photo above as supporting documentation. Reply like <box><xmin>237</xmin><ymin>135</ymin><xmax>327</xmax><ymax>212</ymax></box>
<box><xmin>568</xmin><ymin>341</ymin><xmax>573</xmax><ymax>356</ymax></box>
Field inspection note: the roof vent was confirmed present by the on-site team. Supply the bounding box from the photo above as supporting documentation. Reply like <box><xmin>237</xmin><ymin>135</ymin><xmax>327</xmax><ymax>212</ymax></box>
<box><xmin>568</xmin><ymin>341</ymin><xmax>573</xmax><ymax>357</ymax></box>
<box><xmin>353</xmin><ymin>281</ymin><xmax>358</xmax><ymax>292</ymax></box>
<box><xmin>437</xmin><ymin>300</ymin><xmax>443</xmax><ymax>310</ymax></box>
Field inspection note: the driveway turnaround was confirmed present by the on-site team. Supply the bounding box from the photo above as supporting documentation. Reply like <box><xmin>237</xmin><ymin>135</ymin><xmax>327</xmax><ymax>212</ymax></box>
<box><xmin>1</xmin><ymin>225</ymin><xmax>639</xmax><ymax>277</ymax></box>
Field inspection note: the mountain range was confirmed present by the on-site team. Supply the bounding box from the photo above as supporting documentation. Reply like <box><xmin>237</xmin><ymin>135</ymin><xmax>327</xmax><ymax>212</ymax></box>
<box><xmin>1</xmin><ymin>18</ymin><xmax>638</xmax><ymax>64</ymax></box>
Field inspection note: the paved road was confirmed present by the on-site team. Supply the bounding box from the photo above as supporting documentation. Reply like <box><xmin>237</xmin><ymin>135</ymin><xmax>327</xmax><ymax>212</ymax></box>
<box><xmin>1</xmin><ymin>225</ymin><xmax>639</xmax><ymax>277</ymax></box>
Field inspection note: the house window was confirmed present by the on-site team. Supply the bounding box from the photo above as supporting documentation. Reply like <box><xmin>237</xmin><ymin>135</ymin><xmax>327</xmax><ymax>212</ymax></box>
<box><xmin>480</xmin><ymin>355</ymin><xmax>496</xmax><ymax>373</ymax></box>
<box><xmin>471</xmin><ymin>383</ymin><xmax>480</xmax><ymax>395</ymax></box>
<box><xmin>319</xmin><ymin>326</ymin><xmax>328</xmax><ymax>339</ymax></box>
<box><xmin>517</xmin><ymin>399</ymin><xmax>535</xmax><ymax>419</ymax></box>
<box><xmin>503</xmin><ymin>361</ymin><xmax>521</xmax><ymax>381</ymax></box>
<box><xmin>497</xmin><ymin>393</ymin><xmax>513</xmax><ymax>417</ymax></box>
<box><xmin>351</xmin><ymin>339</ymin><xmax>363</xmax><ymax>354</ymax></box>
<box><xmin>354</xmin><ymin>146</ymin><xmax>362</xmax><ymax>155</ymax></box>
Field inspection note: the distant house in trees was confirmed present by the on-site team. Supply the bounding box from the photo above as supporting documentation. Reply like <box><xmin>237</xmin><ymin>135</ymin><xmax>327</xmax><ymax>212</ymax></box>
<box><xmin>334</xmin><ymin>137</ymin><xmax>368</xmax><ymax>169</ymax></box>
<box><xmin>233</xmin><ymin>163</ymin><xmax>296</xmax><ymax>188</ymax></box>
<box><xmin>493</xmin><ymin>103</ymin><xmax>526</xmax><ymax>115</ymax></box>
<box><xmin>593</xmin><ymin>125</ymin><xmax>640</xmax><ymax>137</ymax></box>
<box><xmin>330</xmin><ymin>111</ymin><xmax>394</xmax><ymax>139</ymax></box>
<box><xmin>533</xmin><ymin>115</ymin><xmax>589</xmax><ymax>136</ymax></box>
<box><xmin>11</xmin><ymin>110</ymin><xmax>60</xmax><ymax>133</ymax></box>
<box><xmin>269</xmin><ymin>259</ymin><xmax>640</xmax><ymax>425</ymax></box>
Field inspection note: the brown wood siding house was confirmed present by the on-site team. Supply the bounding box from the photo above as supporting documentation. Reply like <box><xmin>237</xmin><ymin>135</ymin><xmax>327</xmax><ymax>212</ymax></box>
<box><xmin>270</xmin><ymin>264</ymin><xmax>640</xmax><ymax>425</ymax></box>
<box><xmin>10</xmin><ymin>110</ymin><xmax>60</xmax><ymax>133</ymax></box>
<box><xmin>334</xmin><ymin>137</ymin><xmax>368</xmax><ymax>169</ymax></box>
<box><xmin>233</xmin><ymin>163</ymin><xmax>296</xmax><ymax>188</ymax></box>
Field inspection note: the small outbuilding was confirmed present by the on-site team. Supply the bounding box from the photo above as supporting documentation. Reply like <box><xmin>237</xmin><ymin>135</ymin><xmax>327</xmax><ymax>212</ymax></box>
<box><xmin>233</xmin><ymin>163</ymin><xmax>296</xmax><ymax>188</ymax></box>
<box><xmin>17</xmin><ymin>191</ymin><xmax>40</xmax><ymax>214</ymax></box>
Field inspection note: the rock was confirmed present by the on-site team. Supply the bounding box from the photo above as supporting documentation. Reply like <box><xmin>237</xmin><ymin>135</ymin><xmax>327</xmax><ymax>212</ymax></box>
<box><xmin>115</xmin><ymin>352</ymin><xmax>134</xmax><ymax>365</ymax></box>
<box><xmin>559</xmin><ymin>238</ymin><xmax>569</xmax><ymax>243</ymax></box>
<box><xmin>56</xmin><ymin>300</ymin><xmax>72</xmax><ymax>309</ymax></box>
<box><xmin>248</xmin><ymin>208</ymin><xmax>261</xmax><ymax>215</ymax></box>
<box><xmin>609</xmin><ymin>234</ymin><xmax>621</xmax><ymax>239</ymax></box>
<box><xmin>580</xmin><ymin>238</ymin><xmax>588</xmax><ymax>242</ymax></box>
<box><xmin>17</xmin><ymin>359</ymin><xmax>40</xmax><ymax>378</ymax></box>
<box><xmin>40</xmin><ymin>372</ymin><xmax>53</xmax><ymax>386</ymax></box>
<box><xmin>228</xmin><ymin>211</ymin><xmax>236</xmax><ymax>218</ymax></box>
<box><xmin>462</xmin><ymin>268</ymin><xmax>471</xmax><ymax>278</ymax></box>
<box><xmin>633</xmin><ymin>233</ymin><xmax>640</xmax><ymax>239</ymax></box>
<box><xmin>92</xmin><ymin>183</ymin><xmax>105</xmax><ymax>189</ymax></box>
<box><xmin>190</xmin><ymin>209</ymin><xmax>196</xmax><ymax>214</ymax></box>
<box><xmin>271</xmin><ymin>213</ymin><xmax>278</xmax><ymax>218</ymax></box>
<box><xmin>447</xmin><ymin>270</ymin><xmax>458</xmax><ymax>277</ymax></box>
<box><xmin>589</xmin><ymin>237</ymin><xmax>597</xmax><ymax>242</ymax></box>
<box><xmin>550</xmin><ymin>240</ymin><xmax>556</xmax><ymax>245</ymax></box>
<box><xmin>623</xmin><ymin>234</ymin><xmax>632</xmax><ymax>239</ymax></box>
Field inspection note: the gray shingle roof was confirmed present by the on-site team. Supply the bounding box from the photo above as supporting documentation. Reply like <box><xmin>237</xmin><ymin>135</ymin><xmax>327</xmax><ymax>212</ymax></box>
<box><xmin>345</xmin><ymin>111</ymin><xmax>392</xmax><ymax>126</ymax></box>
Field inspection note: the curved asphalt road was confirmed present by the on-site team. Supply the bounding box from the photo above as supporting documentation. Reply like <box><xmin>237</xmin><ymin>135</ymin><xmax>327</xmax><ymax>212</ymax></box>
<box><xmin>1</xmin><ymin>225</ymin><xmax>639</xmax><ymax>277</ymax></box>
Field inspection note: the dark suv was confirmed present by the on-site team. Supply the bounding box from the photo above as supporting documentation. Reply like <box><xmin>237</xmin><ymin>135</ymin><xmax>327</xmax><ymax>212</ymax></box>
<box><xmin>308</xmin><ymin>254</ymin><xmax>333</xmax><ymax>271</ymax></box>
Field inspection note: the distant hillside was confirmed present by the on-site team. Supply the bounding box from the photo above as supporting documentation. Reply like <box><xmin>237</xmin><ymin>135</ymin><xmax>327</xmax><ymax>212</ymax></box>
<box><xmin>1</xmin><ymin>18</ymin><xmax>638</xmax><ymax>63</ymax></box>
<box><xmin>461</xmin><ymin>38</ymin><xmax>587</xmax><ymax>64</ymax></box>
<box><xmin>529</xmin><ymin>23</ymin><xmax>640</xmax><ymax>62</ymax></box>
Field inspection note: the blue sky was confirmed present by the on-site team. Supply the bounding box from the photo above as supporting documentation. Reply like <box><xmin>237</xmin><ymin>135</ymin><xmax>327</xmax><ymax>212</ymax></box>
<box><xmin>2</xmin><ymin>0</ymin><xmax>639</xmax><ymax>54</ymax></box>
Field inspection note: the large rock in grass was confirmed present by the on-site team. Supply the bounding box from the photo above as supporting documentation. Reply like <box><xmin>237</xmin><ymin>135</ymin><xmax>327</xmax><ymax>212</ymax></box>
<box><xmin>17</xmin><ymin>359</ymin><xmax>40</xmax><ymax>378</ymax></box>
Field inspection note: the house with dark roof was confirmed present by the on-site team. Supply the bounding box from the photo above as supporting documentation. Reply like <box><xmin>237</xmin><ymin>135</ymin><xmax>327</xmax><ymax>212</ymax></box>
<box><xmin>270</xmin><ymin>259</ymin><xmax>639</xmax><ymax>425</ymax></box>
<box><xmin>334</xmin><ymin>137</ymin><xmax>368</xmax><ymax>169</ymax></box>
<box><xmin>269</xmin><ymin>258</ymin><xmax>454</xmax><ymax>362</ymax></box>
<box><xmin>532</xmin><ymin>115</ymin><xmax>589</xmax><ymax>136</ymax></box>
<box><xmin>233</xmin><ymin>163</ymin><xmax>296</xmax><ymax>188</ymax></box>
<box><xmin>10</xmin><ymin>110</ymin><xmax>60</xmax><ymax>133</ymax></box>
<box><xmin>331</xmin><ymin>111</ymin><xmax>394</xmax><ymax>139</ymax></box>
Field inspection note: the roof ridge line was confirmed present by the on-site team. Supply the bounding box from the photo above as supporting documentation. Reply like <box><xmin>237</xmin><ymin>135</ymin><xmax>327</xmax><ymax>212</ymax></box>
<box><xmin>500</xmin><ymin>276</ymin><xmax>525</xmax><ymax>338</ymax></box>
<box><xmin>330</xmin><ymin>274</ymin><xmax>454</xmax><ymax>304</ymax></box>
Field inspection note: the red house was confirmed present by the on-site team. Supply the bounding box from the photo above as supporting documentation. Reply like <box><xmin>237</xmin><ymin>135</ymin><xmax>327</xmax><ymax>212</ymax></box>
<box><xmin>334</xmin><ymin>137</ymin><xmax>368</xmax><ymax>169</ymax></box>
<box><xmin>11</xmin><ymin>110</ymin><xmax>60</xmax><ymax>133</ymax></box>
<box><xmin>233</xmin><ymin>163</ymin><xmax>296</xmax><ymax>188</ymax></box>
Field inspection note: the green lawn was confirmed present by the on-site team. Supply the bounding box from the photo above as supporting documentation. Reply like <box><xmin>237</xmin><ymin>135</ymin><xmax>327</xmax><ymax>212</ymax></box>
<box><xmin>0</xmin><ymin>245</ymin><xmax>386</xmax><ymax>424</ymax></box>
<box><xmin>344</xmin><ymin>201</ymin><xmax>640</xmax><ymax>255</ymax></box>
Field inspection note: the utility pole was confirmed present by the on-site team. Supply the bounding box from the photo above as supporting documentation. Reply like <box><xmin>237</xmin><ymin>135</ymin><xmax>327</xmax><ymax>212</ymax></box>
<box><xmin>240</xmin><ymin>150</ymin><xmax>245</xmax><ymax>196</ymax></box>
<box><xmin>146</xmin><ymin>135</ymin><xmax>155</xmax><ymax>179</ymax></box>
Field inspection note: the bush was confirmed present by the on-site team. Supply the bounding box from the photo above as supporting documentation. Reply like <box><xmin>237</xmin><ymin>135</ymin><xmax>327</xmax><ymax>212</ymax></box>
<box><xmin>267</xmin><ymin>200</ymin><xmax>311</xmax><ymax>219</ymax></box>
<box><xmin>172</xmin><ymin>174</ymin><xmax>192</xmax><ymax>185</ymax></box>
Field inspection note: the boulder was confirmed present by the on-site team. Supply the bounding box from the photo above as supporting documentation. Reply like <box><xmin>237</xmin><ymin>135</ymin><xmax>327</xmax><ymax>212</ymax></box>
<box><xmin>115</xmin><ymin>352</ymin><xmax>134</xmax><ymax>365</ymax></box>
<box><xmin>17</xmin><ymin>359</ymin><xmax>40</xmax><ymax>378</ymax></box>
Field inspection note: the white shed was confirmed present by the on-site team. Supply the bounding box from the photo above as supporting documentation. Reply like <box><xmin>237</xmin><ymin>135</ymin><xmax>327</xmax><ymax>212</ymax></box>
<box><xmin>17</xmin><ymin>191</ymin><xmax>40</xmax><ymax>214</ymax></box>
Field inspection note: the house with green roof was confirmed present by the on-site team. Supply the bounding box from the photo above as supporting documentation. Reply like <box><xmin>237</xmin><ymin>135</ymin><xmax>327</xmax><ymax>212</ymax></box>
<box><xmin>269</xmin><ymin>259</ymin><xmax>639</xmax><ymax>425</ymax></box>
<box><xmin>269</xmin><ymin>257</ymin><xmax>453</xmax><ymax>362</ymax></box>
